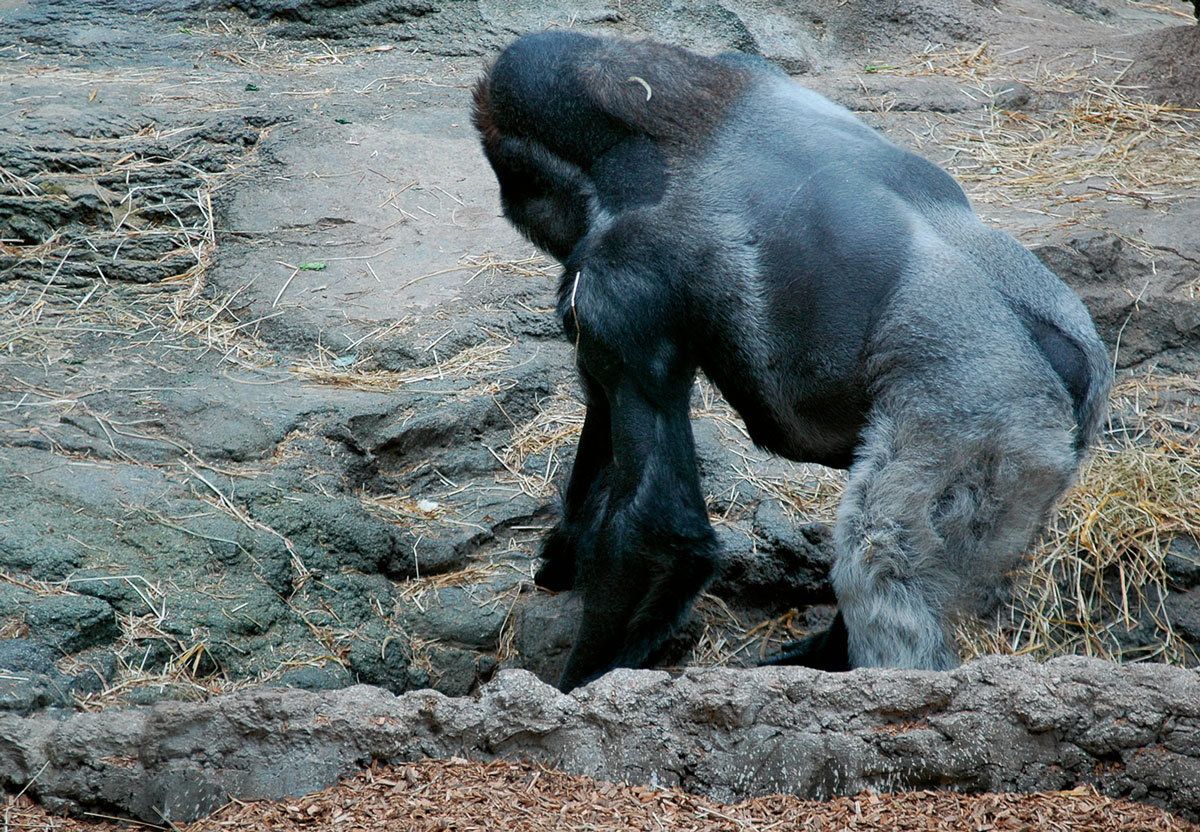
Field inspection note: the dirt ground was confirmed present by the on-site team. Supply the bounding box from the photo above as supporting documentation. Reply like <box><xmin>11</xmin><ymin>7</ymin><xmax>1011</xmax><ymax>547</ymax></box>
<box><xmin>4</xmin><ymin>758</ymin><xmax>1200</xmax><ymax>831</ymax></box>
<box><xmin>3</xmin><ymin>0</ymin><xmax>1200</xmax><ymax>827</ymax></box>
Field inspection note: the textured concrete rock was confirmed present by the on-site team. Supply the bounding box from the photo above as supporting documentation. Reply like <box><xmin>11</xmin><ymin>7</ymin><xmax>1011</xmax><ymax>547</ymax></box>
<box><xmin>23</xmin><ymin>595</ymin><xmax>118</xmax><ymax>653</ymax></box>
<box><xmin>1036</xmin><ymin>227</ymin><xmax>1200</xmax><ymax>370</ymax></box>
<box><xmin>1</xmin><ymin>657</ymin><xmax>1198</xmax><ymax>823</ymax></box>
<box><xmin>0</xmin><ymin>640</ymin><xmax>118</xmax><ymax>714</ymax></box>
<box><xmin>1167</xmin><ymin>537</ymin><xmax>1200</xmax><ymax>588</ymax></box>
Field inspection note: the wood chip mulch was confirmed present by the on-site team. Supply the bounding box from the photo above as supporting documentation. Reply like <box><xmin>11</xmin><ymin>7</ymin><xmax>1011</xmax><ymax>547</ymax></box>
<box><xmin>4</xmin><ymin>758</ymin><xmax>1197</xmax><ymax>831</ymax></box>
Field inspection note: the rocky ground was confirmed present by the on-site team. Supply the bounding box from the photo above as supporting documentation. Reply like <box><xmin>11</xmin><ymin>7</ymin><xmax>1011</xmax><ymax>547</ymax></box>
<box><xmin>2</xmin><ymin>0</ymin><xmax>1200</xmax><ymax>825</ymax></box>
<box><xmin>4</xmin><ymin>660</ymin><xmax>1200</xmax><ymax>825</ymax></box>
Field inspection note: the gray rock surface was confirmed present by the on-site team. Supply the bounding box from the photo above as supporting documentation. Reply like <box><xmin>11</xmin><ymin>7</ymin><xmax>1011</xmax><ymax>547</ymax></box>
<box><xmin>21</xmin><ymin>595</ymin><xmax>117</xmax><ymax>654</ymax></box>
<box><xmin>2</xmin><ymin>0</ymin><xmax>1199</xmax><ymax>742</ymax></box>
<box><xmin>1035</xmin><ymin>226</ymin><xmax>1200</xmax><ymax>371</ymax></box>
<box><xmin>1</xmin><ymin>658</ymin><xmax>1199</xmax><ymax>823</ymax></box>
<box><xmin>0</xmin><ymin>639</ymin><xmax>118</xmax><ymax>714</ymax></box>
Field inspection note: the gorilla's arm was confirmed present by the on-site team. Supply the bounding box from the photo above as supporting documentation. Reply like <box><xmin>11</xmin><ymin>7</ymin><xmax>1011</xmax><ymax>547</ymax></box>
<box><xmin>534</xmin><ymin>369</ymin><xmax>611</xmax><ymax>592</ymax></box>
<box><xmin>552</xmin><ymin>256</ymin><xmax>721</xmax><ymax>692</ymax></box>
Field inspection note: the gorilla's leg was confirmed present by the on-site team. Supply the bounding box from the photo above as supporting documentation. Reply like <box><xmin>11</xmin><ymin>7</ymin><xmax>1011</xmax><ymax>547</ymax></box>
<box><xmin>761</xmin><ymin>609</ymin><xmax>850</xmax><ymax>671</ymax></box>
<box><xmin>536</xmin><ymin>371</ymin><xmax>612</xmax><ymax>591</ymax></box>
<box><xmin>556</xmin><ymin>375</ymin><xmax>720</xmax><ymax>692</ymax></box>
<box><xmin>831</xmin><ymin>399</ymin><xmax>1077</xmax><ymax>670</ymax></box>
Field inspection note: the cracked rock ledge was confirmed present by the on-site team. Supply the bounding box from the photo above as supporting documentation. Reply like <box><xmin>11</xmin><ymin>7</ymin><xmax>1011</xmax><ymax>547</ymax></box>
<box><xmin>1</xmin><ymin>656</ymin><xmax>1198</xmax><ymax>823</ymax></box>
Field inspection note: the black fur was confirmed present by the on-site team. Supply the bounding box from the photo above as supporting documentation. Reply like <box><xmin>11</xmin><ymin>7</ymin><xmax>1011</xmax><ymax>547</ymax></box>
<box><xmin>473</xmin><ymin>31</ymin><xmax>1111</xmax><ymax>692</ymax></box>
<box><xmin>763</xmin><ymin>610</ymin><xmax>850</xmax><ymax>672</ymax></box>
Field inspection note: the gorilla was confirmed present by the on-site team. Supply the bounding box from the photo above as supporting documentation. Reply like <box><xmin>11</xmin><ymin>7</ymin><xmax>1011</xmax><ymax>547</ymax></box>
<box><xmin>472</xmin><ymin>31</ymin><xmax>1111</xmax><ymax>692</ymax></box>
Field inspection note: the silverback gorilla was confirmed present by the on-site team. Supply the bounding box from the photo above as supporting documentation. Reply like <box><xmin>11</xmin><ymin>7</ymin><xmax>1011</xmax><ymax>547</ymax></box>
<box><xmin>472</xmin><ymin>31</ymin><xmax>1111</xmax><ymax>692</ymax></box>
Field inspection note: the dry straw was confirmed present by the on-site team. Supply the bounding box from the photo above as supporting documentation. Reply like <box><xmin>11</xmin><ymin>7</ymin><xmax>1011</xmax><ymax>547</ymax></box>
<box><xmin>960</xmin><ymin>373</ymin><xmax>1200</xmax><ymax>665</ymax></box>
<box><xmin>291</xmin><ymin>334</ymin><xmax>516</xmax><ymax>393</ymax></box>
<box><xmin>871</xmin><ymin>42</ymin><xmax>1200</xmax><ymax>229</ymax></box>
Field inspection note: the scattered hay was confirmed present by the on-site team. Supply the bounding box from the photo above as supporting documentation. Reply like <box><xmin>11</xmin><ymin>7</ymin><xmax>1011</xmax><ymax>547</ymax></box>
<box><xmin>404</xmin><ymin>633</ymin><xmax>440</xmax><ymax>682</ymax></box>
<box><xmin>495</xmin><ymin>387</ymin><xmax>585</xmax><ymax>500</ymax></box>
<box><xmin>741</xmin><ymin>608</ymin><xmax>814</xmax><ymax>660</ymax></box>
<box><xmin>947</xmin><ymin>77</ymin><xmax>1200</xmax><ymax>217</ymax></box>
<box><xmin>0</xmin><ymin>569</ymin><xmax>85</xmax><ymax>598</ymax></box>
<box><xmin>0</xmin><ymin>615</ymin><xmax>30</xmax><ymax>640</ymax></box>
<box><xmin>687</xmin><ymin>593</ymin><xmax>767</xmax><ymax>669</ymax></box>
<box><xmin>291</xmin><ymin>336</ymin><xmax>515</xmax><ymax>393</ymax></box>
<box><xmin>394</xmin><ymin>565</ymin><xmax>508</xmax><ymax>611</ymax></box>
<box><xmin>71</xmin><ymin>617</ymin><xmax>230</xmax><ymax>712</ymax></box>
<box><xmin>378</xmin><ymin>252</ymin><xmax>554</xmax><ymax>298</ymax></box>
<box><xmin>692</xmin><ymin>376</ymin><xmax>752</xmax><ymax>440</ymax></box>
<box><xmin>1</xmin><ymin>564</ymin><xmax>259</xmax><ymax>710</ymax></box>
<box><xmin>359</xmin><ymin>490</ymin><xmax>498</xmax><ymax>573</ymax></box>
<box><xmin>870</xmin><ymin>43</ymin><xmax>1200</xmax><ymax>227</ymax></box>
<box><xmin>960</xmin><ymin>372</ymin><xmax>1200</xmax><ymax>665</ymax></box>
<box><xmin>361</xmin><ymin>492</ymin><xmax>449</xmax><ymax>526</ymax></box>
<box><xmin>494</xmin><ymin>590</ymin><xmax>523</xmax><ymax>664</ymax></box>
<box><xmin>0</xmin><ymin>130</ymin><xmax>220</xmax><ymax>285</ymax></box>
<box><xmin>458</xmin><ymin>251</ymin><xmax>556</xmax><ymax>282</ymax></box>
<box><xmin>730</xmin><ymin>462</ymin><xmax>845</xmax><ymax>526</ymax></box>
<box><xmin>868</xmin><ymin>40</ymin><xmax>996</xmax><ymax>87</ymax></box>
<box><xmin>0</xmin><ymin>82</ymin><xmax>278</xmax><ymax>373</ymax></box>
